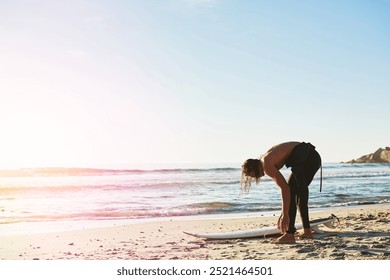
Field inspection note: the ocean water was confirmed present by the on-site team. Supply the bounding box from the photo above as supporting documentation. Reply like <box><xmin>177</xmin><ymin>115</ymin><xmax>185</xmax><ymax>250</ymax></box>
<box><xmin>0</xmin><ymin>163</ymin><xmax>389</xmax><ymax>229</ymax></box>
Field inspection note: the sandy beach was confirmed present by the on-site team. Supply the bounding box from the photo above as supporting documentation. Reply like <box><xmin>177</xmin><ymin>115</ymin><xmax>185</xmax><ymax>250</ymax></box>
<box><xmin>0</xmin><ymin>204</ymin><xmax>389</xmax><ymax>260</ymax></box>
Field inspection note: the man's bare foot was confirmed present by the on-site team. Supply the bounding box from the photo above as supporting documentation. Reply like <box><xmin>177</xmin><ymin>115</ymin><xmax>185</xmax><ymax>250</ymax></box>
<box><xmin>296</xmin><ymin>228</ymin><xmax>314</xmax><ymax>239</ymax></box>
<box><xmin>272</xmin><ymin>233</ymin><xmax>295</xmax><ymax>244</ymax></box>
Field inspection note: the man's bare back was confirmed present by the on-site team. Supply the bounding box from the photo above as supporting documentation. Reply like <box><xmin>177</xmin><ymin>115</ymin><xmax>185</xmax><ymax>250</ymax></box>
<box><xmin>261</xmin><ymin>141</ymin><xmax>300</xmax><ymax>169</ymax></box>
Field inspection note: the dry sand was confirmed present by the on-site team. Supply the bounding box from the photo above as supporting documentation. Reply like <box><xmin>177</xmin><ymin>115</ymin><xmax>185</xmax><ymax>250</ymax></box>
<box><xmin>1</xmin><ymin>204</ymin><xmax>389</xmax><ymax>260</ymax></box>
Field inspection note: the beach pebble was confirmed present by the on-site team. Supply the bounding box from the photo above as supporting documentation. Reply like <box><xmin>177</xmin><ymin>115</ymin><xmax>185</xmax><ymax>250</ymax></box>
<box><xmin>296</xmin><ymin>247</ymin><xmax>314</xmax><ymax>253</ymax></box>
<box><xmin>361</xmin><ymin>215</ymin><xmax>376</xmax><ymax>221</ymax></box>
<box><xmin>307</xmin><ymin>252</ymin><xmax>319</xmax><ymax>257</ymax></box>
<box><xmin>360</xmin><ymin>250</ymin><xmax>374</xmax><ymax>256</ymax></box>
<box><xmin>354</xmin><ymin>226</ymin><xmax>364</xmax><ymax>230</ymax></box>
<box><xmin>330</xmin><ymin>251</ymin><xmax>345</xmax><ymax>258</ymax></box>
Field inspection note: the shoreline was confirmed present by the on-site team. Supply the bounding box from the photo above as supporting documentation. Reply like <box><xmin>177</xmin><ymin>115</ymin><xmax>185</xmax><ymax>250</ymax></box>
<box><xmin>1</xmin><ymin>202</ymin><xmax>389</xmax><ymax>236</ymax></box>
<box><xmin>1</xmin><ymin>203</ymin><xmax>389</xmax><ymax>260</ymax></box>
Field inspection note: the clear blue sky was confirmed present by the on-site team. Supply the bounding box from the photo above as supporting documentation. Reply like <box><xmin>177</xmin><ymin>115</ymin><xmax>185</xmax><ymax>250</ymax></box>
<box><xmin>0</xmin><ymin>0</ymin><xmax>389</xmax><ymax>168</ymax></box>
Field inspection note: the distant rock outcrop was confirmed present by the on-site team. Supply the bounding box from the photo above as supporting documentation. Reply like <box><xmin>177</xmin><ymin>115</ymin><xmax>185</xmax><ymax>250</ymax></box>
<box><xmin>346</xmin><ymin>147</ymin><xmax>390</xmax><ymax>164</ymax></box>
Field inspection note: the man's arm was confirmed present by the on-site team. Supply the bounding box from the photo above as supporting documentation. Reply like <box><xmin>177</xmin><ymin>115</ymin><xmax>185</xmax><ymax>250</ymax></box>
<box><xmin>262</xmin><ymin>161</ymin><xmax>291</xmax><ymax>232</ymax></box>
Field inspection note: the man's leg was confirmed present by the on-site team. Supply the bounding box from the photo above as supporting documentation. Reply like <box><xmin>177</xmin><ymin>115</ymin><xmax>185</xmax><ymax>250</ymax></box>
<box><xmin>287</xmin><ymin>175</ymin><xmax>298</xmax><ymax>234</ymax></box>
<box><xmin>296</xmin><ymin>185</ymin><xmax>313</xmax><ymax>238</ymax></box>
<box><xmin>296</xmin><ymin>149</ymin><xmax>321</xmax><ymax>238</ymax></box>
<box><xmin>298</xmin><ymin>186</ymin><xmax>310</xmax><ymax>228</ymax></box>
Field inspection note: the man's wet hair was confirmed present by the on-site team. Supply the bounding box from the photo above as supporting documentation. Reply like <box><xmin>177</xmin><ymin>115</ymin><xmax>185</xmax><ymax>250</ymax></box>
<box><xmin>240</xmin><ymin>158</ymin><xmax>261</xmax><ymax>193</ymax></box>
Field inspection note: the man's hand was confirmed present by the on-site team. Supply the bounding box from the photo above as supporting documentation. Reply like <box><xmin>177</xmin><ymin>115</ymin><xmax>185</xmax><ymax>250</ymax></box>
<box><xmin>277</xmin><ymin>213</ymin><xmax>290</xmax><ymax>233</ymax></box>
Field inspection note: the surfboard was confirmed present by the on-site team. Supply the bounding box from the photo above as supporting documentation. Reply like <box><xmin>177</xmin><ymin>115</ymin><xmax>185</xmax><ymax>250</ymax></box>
<box><xmin>183</xmin><ymin>214</ymin><xmax>338</xmax><ymax>239</ymax></box>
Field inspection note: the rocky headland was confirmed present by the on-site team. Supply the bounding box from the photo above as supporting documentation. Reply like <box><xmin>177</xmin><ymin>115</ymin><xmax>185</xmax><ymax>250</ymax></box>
<box><xmin>346</xmin><ymin>147</ymin><xmax>390</xmax><ymax>164</ymax></box>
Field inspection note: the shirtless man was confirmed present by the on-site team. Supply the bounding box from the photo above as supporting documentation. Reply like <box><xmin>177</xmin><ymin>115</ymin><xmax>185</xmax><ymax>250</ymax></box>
<box><xmin>241</xmin><ymin>141</ymin><xmax>322</xmax><ymax>244</ymax></box>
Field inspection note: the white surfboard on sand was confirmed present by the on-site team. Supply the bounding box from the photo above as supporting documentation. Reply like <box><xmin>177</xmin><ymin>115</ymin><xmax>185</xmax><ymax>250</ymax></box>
<box><xmin>183</xmin><ymin>214</ymin><xmax>338</xmax><ymax>239</ymax></box>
